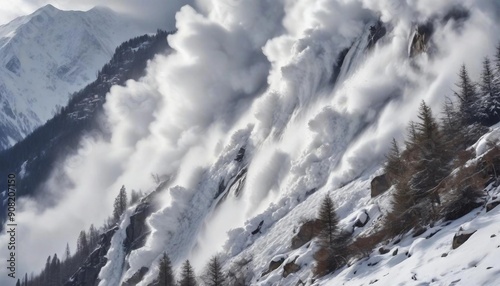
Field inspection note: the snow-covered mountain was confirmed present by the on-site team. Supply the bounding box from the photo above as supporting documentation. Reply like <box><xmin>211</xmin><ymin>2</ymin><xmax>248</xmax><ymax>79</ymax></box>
<box><xmin>1</xmin><ymin>1</ymin><xmax>500</xmax><ymax>286</ymax></box>
<box><xmin>0</xmin><ymin>4</ymin><xmax>146</xmax><ymax>149</ymax></box>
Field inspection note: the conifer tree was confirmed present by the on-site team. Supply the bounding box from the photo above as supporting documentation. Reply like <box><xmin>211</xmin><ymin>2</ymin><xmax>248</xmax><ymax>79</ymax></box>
<box><xmin>455</xmin><ymin>64</ymin><xmax>480</xmax><ymax>125</ymax></box>
<box><xmin>16</xmin><ymin>279</ymin><xmax>21</xmax><ymax>286</ymax></box>
<box><xmin>385</xmin><ymin>138</ymin><xmax>404</xmax><ymax>184</ymax></box>
<box><xmin>156</xmin><ymin>253</ymin><xmax>175</xmax><ymax>286</ymax></box>
<box><xmin>179</xmin><ymin>260</ymin><xmax>197</xmax><ymax>286</ymax></box>
<box><xmin>65</xmin><ymin>243</ymin><xmax>71</xmax><ymax>260</ymax></box>
<box><xmin>50</xmin><ymin>254</ymin><xmax>61</xmax><ymax>286</ymax></box>
<box><xmin>318</xmin><ymin>195</ymin><xmax>339</xmax><ymax>248</ymax></box>
<box><xmin>113</xmin><ymin>185</ymin><xmax>128</xmax><ymax>222</ymax></box>
<box><xmin>314</xmin><ymin>195</ymin><xmax>348</xmax><ymax>275</ymax></box>
<box><xmin>203</xmin><ymin>255</ymin><xmax>226</xmax><ymax>286</ymax></box>
<box><xmin>88</xmin><ymin>224</ymin><xmax>100</xmax><ymax>250</ymax></box>
<box><xmin>479</xmin><ymin>57</ymin><xmax>500</xmax><ymax>125</ymax></box>
<box><xmin>440</xmin><ymin>97</ymin><xmax>464</xmax><ymax>151</ymax></box>
<box><xmin>408</xmin><ymin>101</ymin><xmax>449</xmax><ymax>205</ymax></box>
<box><xmin>77</xmin><ymin>230</ymin><xmax>89</xmax><ymax>257</ymax></box>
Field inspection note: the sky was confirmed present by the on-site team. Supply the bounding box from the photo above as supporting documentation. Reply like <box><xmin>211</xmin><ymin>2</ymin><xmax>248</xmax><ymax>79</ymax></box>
<box><xmin>0</xmin><ymin>0</ymin><xmax>193</xmax><ymax>30</ymax></box>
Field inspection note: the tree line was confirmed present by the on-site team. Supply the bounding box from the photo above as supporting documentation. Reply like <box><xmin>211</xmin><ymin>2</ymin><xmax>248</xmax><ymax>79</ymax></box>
<box><xmin>22</xmin><ymin>185</ymin><xmax>145</xmax><ymax>286</ymax></box>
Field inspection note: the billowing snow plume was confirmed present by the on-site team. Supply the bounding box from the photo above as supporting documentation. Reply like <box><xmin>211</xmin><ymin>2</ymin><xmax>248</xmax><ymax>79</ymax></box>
<box><xmin>1</xmin><ymin>0</ymin><xmax>500</xmax><ymax>285</ymax></box>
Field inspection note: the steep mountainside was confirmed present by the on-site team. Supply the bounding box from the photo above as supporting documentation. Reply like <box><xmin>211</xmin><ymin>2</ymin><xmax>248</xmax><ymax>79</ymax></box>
<box><xmin>0</xmin><ymin>30</ymin><xmax>171</xmax><ymax>229</ymax></box>
<box><xmin>0</xmin><ymin>4</ymin><xmax>146</xmax><ymax>149</ymax></box>
<box><xmin>1</xmin><ymin>1</ymin><xmax>500</xmax><ymax>286</ymax></box>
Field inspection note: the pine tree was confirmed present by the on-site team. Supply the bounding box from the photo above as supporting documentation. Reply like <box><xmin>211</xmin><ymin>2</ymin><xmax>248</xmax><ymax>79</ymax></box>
<box><xmin>455</xmin><ymin>64</ymin><xmax>480</xmax><ymax>125</ymax></box>
<box><xmin>65</xmin><ymin>243</ymin><xmax>71</xmax><ymax>260</ymax></box>
<box><xmin>50</xmin><ymin>254</ymin><xmax>61</xmax><ymax>286</ymax></box>
<box><xmin>16</xmin><ymin>279</ymin><xmax>21</xmax><ymax>286</ymax></box>
<box><xmin>88</xmin><ymin>224</ymin><xmax>100</xmax><ymax>250</ymax></box>
<box><xmin>203</xmin><ymin>255</ymin><xmax>226</xmax><ymax>286</ymax></box>
<box><xmin>440</xmin><ymin>97</ymin><xmax>464</xmax><ymax>151</ymax></box>
<box><xmin>179</xmin><ymin>260</ymin><xmax>197</xmax><ymax>286</ymax></box>
<box><xmin>385</xmin><ymin>138</ymin><xmax>405</xmax><ymax>184</ymax></box>
<box><xmin>318</xmin><ymin>195</ymin><xmax>339</xmax><ymax>248</ymax></box>
<box><xmin>408</xmin><ymin>101</ymin><xmax>449</xmax><ymax>204</ymax></box>
<box><xmin>479</xmin><ymin>57</ymin><xmax>500</xmax><ymax>125</ymax></box>
<box><xmin>77</xmin><ymin>230</ymin><xmax>89</xmax><ymax>258</ymax></box>
<box><xmin>113</xmin><ymin>185</ymin><xmax>128</xmax><ymax>222</ymax></box>
<box><xmin>156</xmin><ymin>253</ymin><xmax>175</xmax><ymax>286</ymax></box>
<box><xmin>314</xmin><ymin>195</ymin><xmax>348</xmax><ymax>275</ymax></box>
<box><xmin>44</xmin><ymin>256</ymin><xmax>51</xmax><ymax>285</ymax></box>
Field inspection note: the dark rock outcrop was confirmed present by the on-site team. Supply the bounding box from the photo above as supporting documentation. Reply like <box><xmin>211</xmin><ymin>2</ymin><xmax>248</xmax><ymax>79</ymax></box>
<box><xmin>452</xmin><ymin>229</ymin><xmax>477</xmax><ymax>249</ymax></box>
<box><xmin>371</xmin><ymin>174</ymin><xmax>390</xmax><ymax>198</ymax></box>
<box><xmin>235</xmin><ymin>147</ymin><xmax>246</xmax><ymax>162</ymax></box>
<box><xmin>486</xmin><ymin>199</ymin><xmax>500</xmax><ymax>212</ymax></box>
<box><xmin>283</xmin><ymin>258</ymin><xmax>301</xmax><ymax>278</ymax></box>
<box><xmin>262</xmin><ymin>257</ymin><xmax>285</xmax><ymax>277</ymax></box>
<box><xmin>66</xmin><ymin>188</ymin><xmax>162</xmax><ymax>286</ymax></box>
<box><xmin>123</xmin><ymin>267</ymin><xmax>149</xmax><ymax>286</ymax></box>
<box><xmin>368</xmin><ymin>21</ymin><xmax>387</xmax><ymax>49</ymax></box>
<box><xmin>409</xmin><ymin>23</ymin><xmax>434</xmax><ymax>57</ymax></box>
<box><xmin>291</xmin><ymin>219</ymin><xmax>322</xmax><ymax>249</ymax></box>
<box><xmin>65</xmin><ymin>226</ymin><xmax>118</xmax><ymax>286</ymax></box>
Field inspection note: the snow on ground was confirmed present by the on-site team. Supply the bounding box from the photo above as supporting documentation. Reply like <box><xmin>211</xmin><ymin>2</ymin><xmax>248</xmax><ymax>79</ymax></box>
<box><xmin>320</xmin><ymin>194</ymin><xmax>500</xmax><ymax>286</ymax></box>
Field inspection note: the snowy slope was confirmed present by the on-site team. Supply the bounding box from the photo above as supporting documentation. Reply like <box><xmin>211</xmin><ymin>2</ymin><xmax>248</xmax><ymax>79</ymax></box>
<box><xmin>0</xmin><ymin>4</ymin><xmax>146</xmax><ymax>149</ymax></box>
<box><xmin>1</xmin><ymin>1</ymin><xmax>500</xmax><ymax>285</ymax></box>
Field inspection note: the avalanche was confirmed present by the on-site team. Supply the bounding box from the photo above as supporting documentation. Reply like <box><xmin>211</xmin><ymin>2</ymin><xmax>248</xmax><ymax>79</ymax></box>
<box><xmin>1</xmin><ymin>0</ymin><xmax>500</xmax><ymax>285</ymax></box>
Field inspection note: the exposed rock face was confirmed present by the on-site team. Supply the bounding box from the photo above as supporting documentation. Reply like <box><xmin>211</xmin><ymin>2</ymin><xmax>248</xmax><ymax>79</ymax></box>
<box><xmin>368</xmin><ymin>21</ymin><xmax>387</xmax><ymax>49</ymax></box>
<box><xmin>452</xmin><ymin>229</ymin><xmax>477</xmax><ymax>249</ymax></box>
<box><xmin>66</xmin><ymin>189</ymin><xmax>161</xmax><ymax>285</ymax></box>
<box><xmin>291</xmin><ymin>219</ymin><xmax>323</xmax><ymax>249</ymax></box>
<box><xmin>262</xmin><ymin>257</ymin><xmax>285</xmax><ymax>277</ymax></box>
<box><xmin>409</xmin><ymin>23</ymin><xmax>434</xmax><ymax>57</ymax></box>
<box><xmin>371</xmin><ymin>174</ymin><xmax>390</xmax><ymax>198</ymax></box>
<box><xmin>124</xmin><ymin>199</ymin><xmax>154</xmax><ymax>252</ymax></box>
<box><xmin>65</xmin><ymin>226</ymin><xmax>118</xmax><ymax>286</ymax></box>
<box><xmin>486</xmin><ymin>198</ymin><xmax>500</xmax><ymax>212</ymax></box>
<box><xmin>123</xmin><ymin>267</ymin><xmax>149</xmax><ymax>286</ymax></box>
<box><xmin>283</xmin><ymin>258</ymin><xmax>301</xmax><ymax>278</ymax></box>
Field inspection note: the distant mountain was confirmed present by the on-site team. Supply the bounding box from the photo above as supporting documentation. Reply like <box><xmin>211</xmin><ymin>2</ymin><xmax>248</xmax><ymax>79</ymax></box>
<box><xmin>0</xmin><ymin>30</ymin><xmax>171</xmax><ymax>228</ymax></box>
<box><xmin>0</xmin><ymin>4</ymin><xmax>147</xmax><ymax>149</ymax></box>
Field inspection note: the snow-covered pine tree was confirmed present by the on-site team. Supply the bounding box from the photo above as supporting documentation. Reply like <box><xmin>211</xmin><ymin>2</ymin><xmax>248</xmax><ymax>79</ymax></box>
<box><xmin>478</xmin><ymin>57</ymin><xmax>500</xmax><ymax>125</ymax></box>
<box><xmin>408</xmin><ymin>101</ymin><xmax>449</xmax><ymax>206</ymax></box>
<box><xmin>455</xmin><ymin>64</ymin><xmax>480</xmax><ymax>125</ymax></box>
<box><xmin>385</xmin><ymin>138</ymin><xmax>404</xmax><ymax>184</ymax></box>
<box><xmin>179</xmin><ymin>260</ymin><xmax>197</xmax><ymax>286</ymax></box>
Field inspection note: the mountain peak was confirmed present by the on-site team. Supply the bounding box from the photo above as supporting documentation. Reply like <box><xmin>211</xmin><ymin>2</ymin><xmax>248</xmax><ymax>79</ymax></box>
<box><xmin>34</xmin><ymin>4</ymin><xmax>61</xmax><ymax>15</ymax></box>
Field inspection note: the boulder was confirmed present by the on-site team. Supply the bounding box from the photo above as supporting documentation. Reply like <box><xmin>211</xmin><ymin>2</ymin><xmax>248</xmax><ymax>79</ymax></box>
<box><xmin>354</xmin><ymin>211</ymin><xmax>370</xmax><ymax>228</ymax></box>
<box><xmin>452</xmin><ymin>229</ymin><xmax>477</xmax><ymax>249</ymax></box>
<box><xmin>371</xmin><ymin>174</ymin><xmax>390</xmax><ymax>198</ymax></box>
<box><xmin>283</xmin><ymin>258</ymin><xmax>301</xmax><ymax>278</ymax></box>
<box><xmin>262</xmin><ymin>257</ymin><xmax>285</xmax><ymax>277</ymax></box>
<box><xmin>291</xmin><ymin>219</ymin><xmax>322</xmax><ymax>249</ymax></box>
<box><xmin>123</xmin><ymin>267</ymin><xmax>149</xmax><ymax>286</ymax></box>
<box><xmin>486</xmin><ymin>199</ymin><xmax>500</xmax><ymax>212</ymax></box>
